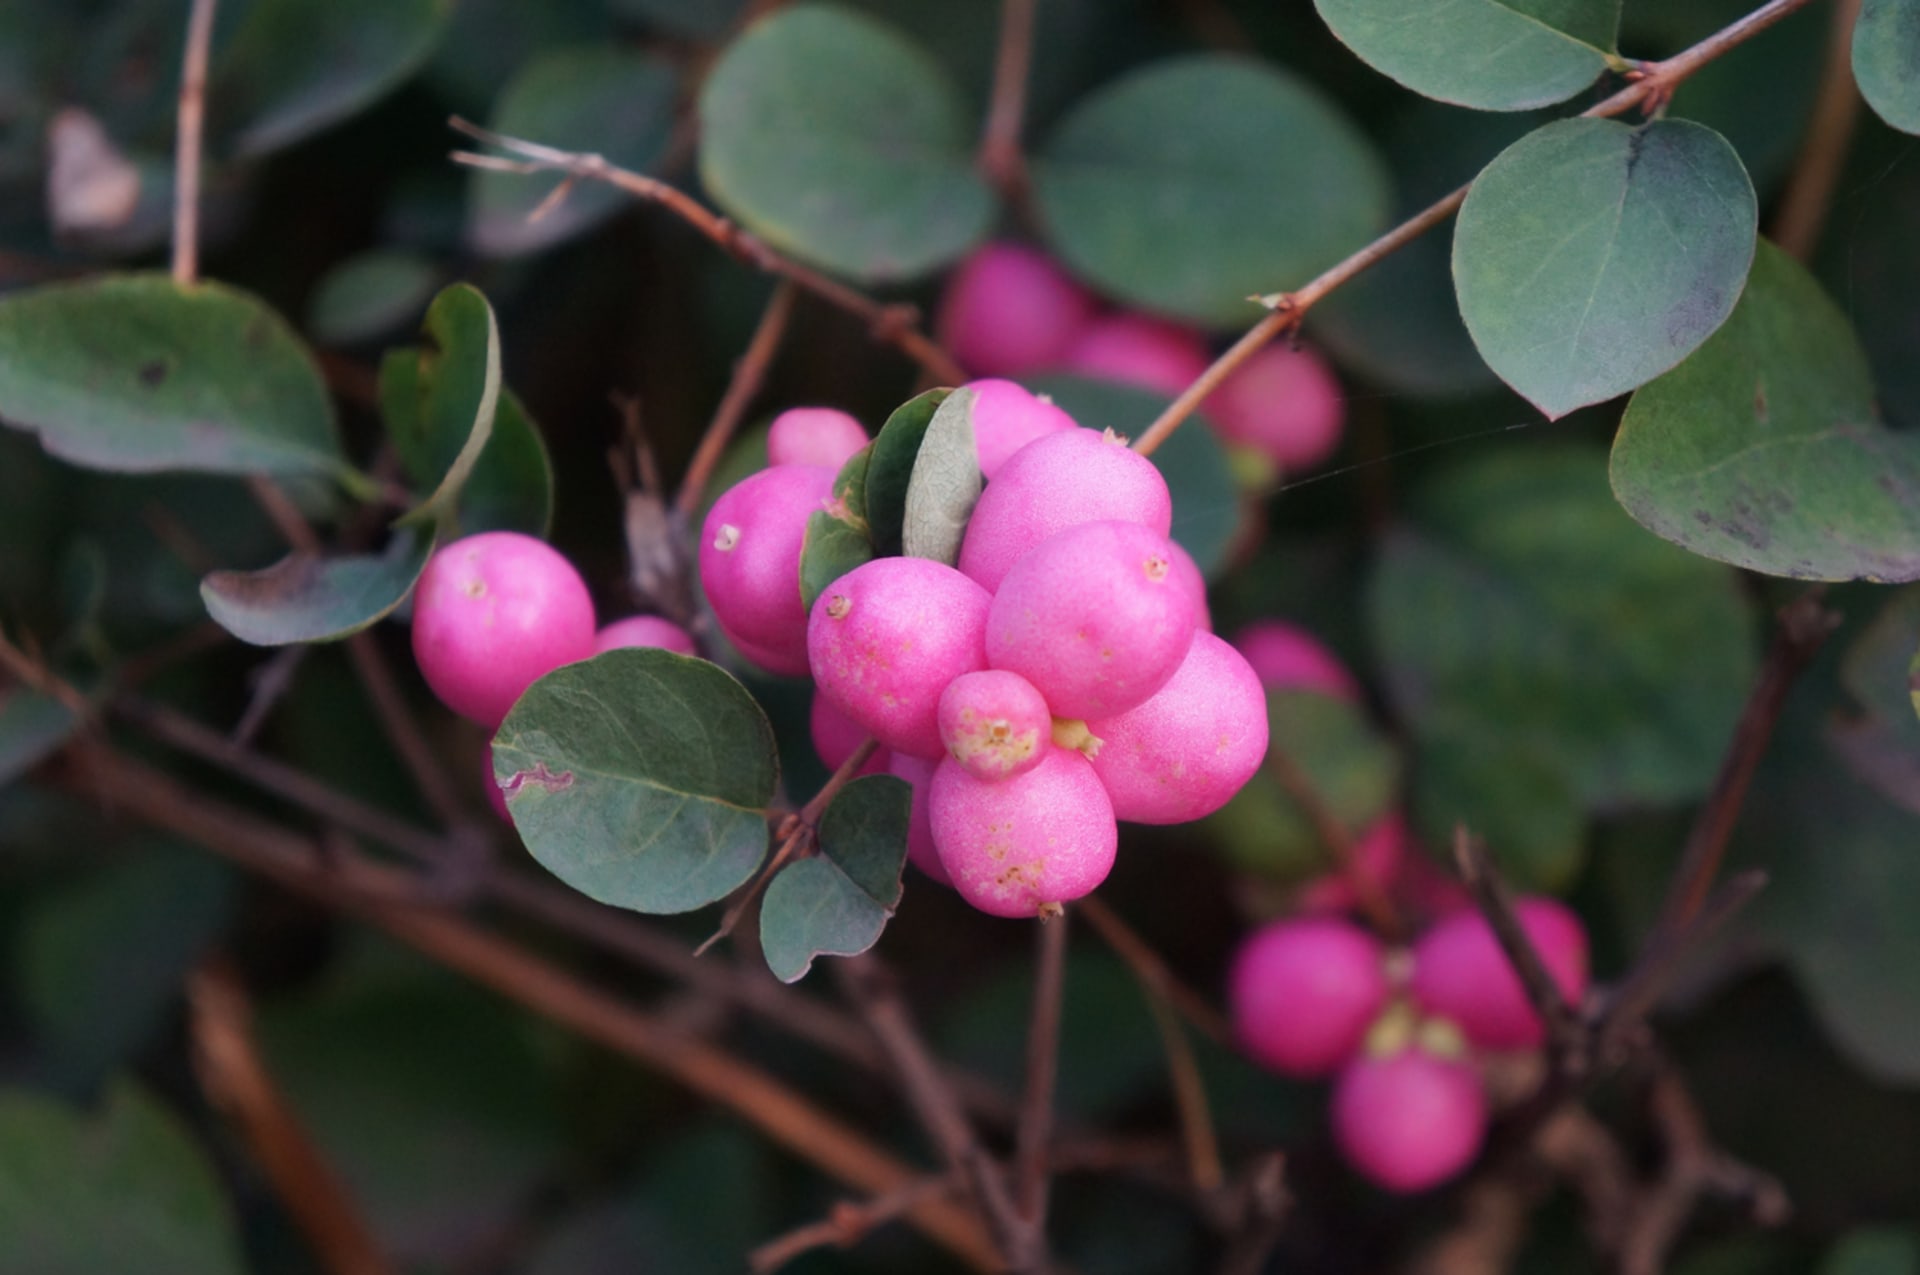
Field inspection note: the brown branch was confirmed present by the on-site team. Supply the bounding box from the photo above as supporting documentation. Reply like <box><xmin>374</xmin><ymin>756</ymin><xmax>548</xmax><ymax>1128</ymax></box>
<box><xmin>1771</xmin><ymin>0</ymin><xmax>1865</xmax><ymax>260</ymax></box>
<box><xmin>171</xmin><ymin>0</ymin><xmax>218</xmax><ymax>285</ymax></box>
<box><xmin>978</xmin><ymin>0</ymin><xmax>1037</xmax><ymax>203</ymax></box>
<box><xmin>1452</xmin><ymin>827</ymin><xmax>1587</xmax><ymax>1075</ymax></box>
<box><xmin>449</xmin><ymin>120</ymin><xmax>965</xmax><ymax>384</ymax></box>
<box><xmin>1014</xmin><ymin>911</ymin><xmax>1070</xmax><ymax>1232</ymax></box>
<box><xmin>1266</xmin><ymin>743</ymin><xmax>1405</xmax><ymax>940</ymax></box>
<box><xmin>1077</xmin><ymin>895</ymin><xmax>1234</xmax><ymax>1048</ymax></box>
<box><xmin>188</xmin><ymin>959</ymin><xmax>396</xmax><ymax>1275</ymax></box>
<box><xmin>1130</xmin><ymin>0</ymin><xmax>1824</xmax><ymax>459</ymax></box>
<box><xmin>674</xmin><ymin>280</ymin><xmax>798</xmax><ymax>518</ymax></box>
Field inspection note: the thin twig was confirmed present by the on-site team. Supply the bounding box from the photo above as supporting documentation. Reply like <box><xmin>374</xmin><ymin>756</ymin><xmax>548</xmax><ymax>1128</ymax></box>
<box><xmin>1771</xmin><ymin>0</ymin><xmax>1865</xmax><ymax>259</ymax></box>
<box><xmin>1077</xmin><ymin>895</ymin><xmax>1234</xmax><ymax>1047</ymax></box>
<box><xmin>1266</xmin><ymin>743</ymin><xmax>1405</xmax><ymax>940</ymax></box>
<box><xmin>1142</xmin><ymin>981</ymin><xmax>1225</xmax><ymax>1195</ymax></box>
<box><xmin>1130</xmin><ymin>0</ymin><xmax>1823</xmax><ymax>459</ymax></box>
<box><xmin>1015</xmin><ymin>911</ymin><xmax>1070</xmax><ymax>1231</ymax></box>
<box><xmin>749</xmin><ymin>1174</ymin><xmax>959</xmax><ymax>1273</ymax></box>
<box><xmin>1452</xmin><ymin>827</ymin><xmax>1587</xmax><ymax>1074</ymax></box>
<box><xmin>171</xmin><ymin>0</ymin><xmax>218</xmax><ymax>285</ymax></box>
<box><xmin>674</xmin><ymin>280</ymin><xmax>799</xmax><ymax>518</ymax></box>
<box><xmin>979</xmin><ymin>0</ymin><xmax>1038</xmax><ymax>202</ymax></box>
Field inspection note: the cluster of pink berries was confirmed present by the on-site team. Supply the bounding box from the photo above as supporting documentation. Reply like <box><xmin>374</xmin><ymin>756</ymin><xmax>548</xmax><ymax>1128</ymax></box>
<box><xmin>1230</xmin><ymin>895</ymin><xmax>1589</xmax><ymax>1194</ymax></box>
<box><xmin>937</xmin><ymin>241</ymin><xmax>1348</xmax><ymax>478</ymax></box>
<box><xmin>703</xmin><ymin>392</ymin><xmax>1270</xmax><ymax>918</ymax></box>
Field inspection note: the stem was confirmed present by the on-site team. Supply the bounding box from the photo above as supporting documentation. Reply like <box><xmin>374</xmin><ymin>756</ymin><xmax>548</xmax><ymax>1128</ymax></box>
<box><xmin>749</xmin><ymin>1175</ymin><xmax>960</xmax><ymax>1273</ymax></box>
<box><xmin>1770</xmin><ymin>0</ymin><xmax>1864</xmax><ymax>260</ymax></box>
<box><xmin>1077</xmin><ymin>895</ymin><xmax>1234</xmax><ymax>1047</ymax></box>
<box><xmin>675</xmin><ymin>280</ymin><xmax>798</xmax><ymax>518</ymax></box>
<box><xmin>1142</xmin><ymin>977</ymin><xmax>1225</xmax><ymax>1195</ymax></box>
<box><xmin>1452</xmin><ymin>828</ymin><xmax>1587</xmax><ymax>1073</ymax></box>
<box><xmin>171</xmin><ymin>0</ymin><xmax>218</xmax><ymax>285</ymax></box>
<box><xmin>1264</xmin><ymin>743</ymin><xmax>1405</xmax><ymax>940</ymax></box>
<box><xmin>1014</xmin><ymin>911</ymin><xmax>1069</xmax><ymax>1230</ymax></box>
<box><xmin>978</xmin><ymin>0</ymin><xmax>1037</xmax><ymax>201</ymax></box>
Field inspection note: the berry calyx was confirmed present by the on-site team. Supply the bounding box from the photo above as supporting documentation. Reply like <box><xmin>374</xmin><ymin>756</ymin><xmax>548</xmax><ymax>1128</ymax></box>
<box><xmin>937</xmin><ymin>669</ymin><xmax>1052</xmax><ymax>782</ymax></box>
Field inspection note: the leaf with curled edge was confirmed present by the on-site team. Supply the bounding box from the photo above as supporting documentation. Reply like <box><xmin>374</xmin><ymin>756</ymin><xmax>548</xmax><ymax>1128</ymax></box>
<box><xmin>760</xmin><ymin>775</ymin><xmax>910</xmax><ymax>982</ymax></box>
<box><xmin>902</xmin><ymin>386</ymin><xmax>981</xmax><ymax>566</ymax></box>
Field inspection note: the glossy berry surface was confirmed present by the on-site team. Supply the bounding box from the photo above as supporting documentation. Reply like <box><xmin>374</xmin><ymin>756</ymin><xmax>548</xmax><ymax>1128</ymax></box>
<box><xmin>1228</xmin><ymin>916</ymin><xmax>1389</xmax><ymax>1079</ymax></box>
<box><xmin>965</xmin><ymin>378</ymin><xmax>1079</xmax><ymax>480</ymax></box>
<box><xmin>411</xmin><ymin>531</ymin><xmax>596</xmax><ymax>728</ymax></box>
<box><xmin>1204</xmin><ymin>342</ymin><xmax>1346</xmax><ymax>472</ymax></box>
<box><xmin>938</xmin><ymin>669</ymin><xmax>1052</xmax><ymax>782</ymax></box>
<box><xmin>1230</xmin><ymin>620</ymin><xmax>1360</xmax><ymax>699</ymax></box>
<box><xmin>766</xmin><ymin>407</ymin><xmax>869</xmax><ymax>470</ymax></box>
<box><xmin>930</xmin><ymin>745</ymin><xmax>1117</xmax><ymax>917</ymax></box>
<box><xmin>1061</xmin><ymin>312</ymin><xmax>1212</xmax><ymax>396</ymax></box>
<box><xmin>937</xmin><ymin>242</ymin><xmax>1098</xmax><ymax>377</ymax></box>
<box><xmin>594</xmin><ymin>615</ymin><xmax>697</xmax><ymax>657</ymax></box>
<box><xmin>699</xmin><ymin>464</ymin><xmax>834</xmax><ymax>677</ymax></box>
<box><xmin>1332</xmin><ymin>1046</ymin><xmax>1487</xmax><ymax>1193</ymax></box>
<box><xmin>1411</xmin><ymin>897</ymin><xmax>1589</xmax><ymax>1051</ymax></box>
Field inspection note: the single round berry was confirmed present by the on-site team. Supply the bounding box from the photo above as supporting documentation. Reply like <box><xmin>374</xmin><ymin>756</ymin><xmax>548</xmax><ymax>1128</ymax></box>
<box><xmin>594</xmin><ymin>615</ymin><xmax>697</xmax><ymax>657</ymax></box>
<box><xmin>937</xmin><ymin>242</ymin><xmax>1098</xmax><ymax>377</ymax></box>
<box><xmin>1203</xmin><ymin>342</ymin><xmax>1345</xmax><ymax>473</ymax></box>
<box><xmin>411</xmin><ymin>531</ymin><xmax>596</xmax><ymax>728</ymax></box>
<box><xmin>1296</xmin><ymin>811</ymin><xmax>1409</xmax><ymax>915</ymax></box>
<box><xmin>767</xmin><ymin>407</ymin><xmax>869</xmax><ymax>470</ymax></box>
<box><xmin>938</xmin><ymin>670</ymin><xmax>1052</xmax><ymax>782</ymax></box>
<box><xmin>930</xmin><ymin>745</ymin><xmax>1117</xmax><ymax>917</ymax></box>
<box><xmin>965</xmin><ymin>379</ymin><xmax>1079</xmax><ymax>480</ymax></box>
<box><xmin>1085</xmin><ymin>631</ymin><xmax>1268</xmax><ymax>824</ymax></box>
<box><xmin>889</xmin><ymin>752</ymin><xmax>951</xmax><ymax>887</ymax></box>
<box><xmin>958</xmin><ymin>428</ymin><xmax>1173</xmax><ymax>594</ymax></box>
<box><xmin>1411</xmin><ymin>897</ymin><xmax>1590</xmax><ymax>1051</ymax></box>
<box><xmin>986</xmin><ymin>520</ymin><xmax>1199</xmax><ymax>720</ymax></box>
<box><xmin>809</xmin><ymin>691</ymin><xmax>891</xmax><ymax>777</ymax></box>
<box><xmin>1332</xmin><ymin>1044</ymin><xmax>1487</xmax><ymax>1193</ymax></box>
<box><xmin>1230</xmin><ymin>621</ymin><xmax>1360</xmax><ymax>700</ymax></box>
<box><xmin>808</xmin><ymin>557</ymin><xmax>991</xmax><ymax>760</ymax></box>
<box><xmin>699</xmin><ymin>465</ymin><xmax>834</xmax><ymax>677</ymax></box>
<box><xmin>1228</xmin><ymin>916</ymin><xmax>1390</xmax><ymax>1079</ymax></box>
<box><xmin>1060</xmin><ymin>312</ymin><xmax>1212</xmax><ymax>396</ymax></box>
<box><xmin>1165</xmin><ymin>539</ymin><xmax>1212</xmax><ymax>633</ymax></box>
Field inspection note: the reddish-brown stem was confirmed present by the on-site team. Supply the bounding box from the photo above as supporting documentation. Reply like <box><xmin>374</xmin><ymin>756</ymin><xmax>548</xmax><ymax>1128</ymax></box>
<box><xmin>1014</xmin><ymin>911</ymin><xmax>1070</xmax><ymax>1232</ymax></box>
<box><xmin>749</xmin><ymin>1175</ymin><xmax>960</xmax><ymax>1273</ymax></box>
<box><xmin>1077</xmin><ymin>895</ymin><xmax>1234</xmax><ymax>1047</ymax></box>
<box><xmin>1139</xmin><ymin>972</ymin><xmax>1225</xmax><ymax>1195</ymax></box>
<box><xmin>1452</xmin><ymin>828</ymin><xmax>1587</xmax><ymax>1073</ymax></box>
<box><xmin>1265</xmin><ymin>743</ymin><xmax>1406</xmax><ymax>941</ymax></box>
<box><xmin>674</xmin><ymin>280</ymin><xmax>798</xmax><ymax>518</ymax></box>
<box><xmin>979</xmin><ymin>0</ymin><xmax>1038</xmax><ymax>202</ymax></box>
<box><xmin>171</xmin><ymin>0</ymin><xmax>217</xmax><ymax>285</ymax></box>
<box><xmin>1770</xmin><ymin>0</ymin><xmax>1864</xmax><ymax>260</ymax></box>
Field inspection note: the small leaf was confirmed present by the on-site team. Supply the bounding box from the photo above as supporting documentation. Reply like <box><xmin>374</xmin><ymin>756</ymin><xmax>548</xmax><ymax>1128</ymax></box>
<box><xmin>1452</xmin><ymin>117</ymin><xmax>1757</xmax><ymax>418</ymax></box>
<box><xmin>698</xmin><ymin>5</ymin><xmax>993</xmax><ymax>282</ymax></box>
<box><xmin>461</xmin><ymin>389</ymin><xmax>555</xmax><ymax>538</ymax></box>
<box><xmin>864</xmin><ymin>388</ymin><xmax>950</xmax><ymax>558</ymax></box>
<box><xmin>0</xmin><ymin>1083</ymin><xmax>245</xmax><ymax>1275</ymax></box>
<box><xmin>1611</xmin><ymin>241</ymin><xmax>1920</xmax><ymax>582</ymax></box>
<box><xmin>382</xmin><ymin>283</ymin><xmax>501</xmax><ymax>528</ymax></box>
<box><xmin>468</xmin><ymin>47</ymin><xmax>678</xmax><ymax>257</ymax></box>
<box><xmin>902</xmin><ymin>386</ymin><xmax>982</xmax><ymax>565</ymax></box>
<box><xmin>760</xmin><ymin>774</ymin><xmax>910</xmax><ymax>982</ymax></box>
<box><xmin>307</xmin><ymin>249</ymin><xmax>440</xmax><ymax>345</ymax></box>
<box><xmin>1855</xmin><ymin>0</ymin><xmax>1920</xmax><ymax>135</ymax></box>
<box><xmin>200</xmin><ymin>528</ymin><xmax>435</xmax><ymax>646</ymax></box>
<box><xmin>0</xmin><ymin>687</ymin><xmax>77</xmax><ymax>788</ymax></box>
<box><xmin>1314</xmin><ymin>0</ymin><xmax>1621</xmax><ymax>111</ymax></box>
<box><xmin>494</xmin><ymin>648</ymin><xmax>779</xmax><ymax>914</ymax></box>
<box><xmin>1034</xmin><ymin>56</ymin><xmax>1389</xmax><ymax>326</ymax></box>
<box><xmin>798</xmin><ymin>443</ymin><xmax>875</xmax><ymax>610</ymax></box>
<box><xmin>0</xmin><ymin>274</ymin><xmax>354</xmax><ymax>485</ymax></box>
<box><xmin>214</xmin><ymin>0</ymin><xmax>452</xmax><ymax>158</ymax></box>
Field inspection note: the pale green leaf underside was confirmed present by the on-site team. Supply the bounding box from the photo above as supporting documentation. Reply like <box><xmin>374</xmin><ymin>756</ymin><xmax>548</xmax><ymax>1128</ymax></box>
<box><xmin>1855</xmin><ymin>0</ymin><xmax>1920</xmax><ymax>135</ymax></box>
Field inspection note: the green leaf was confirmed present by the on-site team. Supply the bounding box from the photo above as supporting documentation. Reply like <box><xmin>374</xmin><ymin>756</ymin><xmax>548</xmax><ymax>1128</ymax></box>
<box><xmin>798</xmin><ymin>443</ymin><xmax>875</xmax><ymax>610</ymax></box>
<box><xmin>306</xmin><ymin>249</ymin><xmax>440</xmax><ymax>345</ymax></box>
<box><xmin>1022</xmin><ymin>375</ymin><xmax>1239</xmax><ymax>580</ymax></box>
<box><xmin>200</xmin><ymin>527</ymin><xmax>435</xmax><ymax>646</ymax></box>
<box><xmin>494</xmin><ymin>647</ymin><xmax>779</xmax><ymax>914</ymax></box>
<box><xmin>1452</xmin><ymin>117</ymin><xmax>1757</xmax><ymax>418</ymax></box>
<box><xmin>460</xmin><ymin>389</ymin><xmax>555</xmax><ymax>538</ymax></box>
<box><xmin>1823</xmin><ymin>1228</ymin><xmax>1920</xmax><ymax>1275</ymax></box>
<box><xmin>1856</xmin><ymin>0</ymin><xmax>1920</xmax><ymax>135</ymax></box>
<box><xmin>382</xmin><ymin>283</ymin><xmax>500</xmax><ymax>528</ymax></box>
<box><xmin>1409</xmin><ymin>728</ymin><xmax>1585</xmax><ymax>891</ymax></box>
<box><xmin>214</xmin><ymin>0</ymin><xmax>452</xmax><ymax>158</ymax></box>
<box><xmin>0</xmin><ymin>688</ymin><xmax>76</xmax><ymax>788</ymax></box>
<box><xmin>1315</xmin><ymin>0</ymin><xmax>1619</xmax><ymax>111</ymax></box>
<box><xmin>902</xmin><ymin>385</ymin><xmax>982</xmax><ymax>565</ymax></box>
<box><xmin>697</xmin><ymin>4</ymin><xmax>993</xmax><ymax>282</ymax></box>
<box><xmin>1829</xmin><ymin>587</ymin><xmax>1920</xmax><ymax>814</ymax></box>
<box><xmin>760</xmin><ymin>774</ymin><xmax>909</xmax><ymax>982</ymax></box>
<box><xmin>0</xmin><ymin>274</ymin><xmax>354</xmax><ymax>485</ymax></box>
<box><xmin>1368</xmin><ymin>446</ymin><xmax>1757</xmax><ymax>811</ymax></box>
<box><xmin>468</xmin><ymin>48</ymin><xmax>678</xmax><ymax>257</ymax></box>
<box><xmin>1206</xmin><ymin>690</ymin><xmax>1401</xmax><ymax>884</ymax></box>
<box><xmin>1034</xmin><ymin>55</ymin><xmax>1390</xmax><ymax>327</ymax></box>
<box><xmin>0</xmin><ymin>1083</ymin><xmax>245</xmax><ymax>1275</ymax></box>
<box><xmin>864</xmin><ymin>388</ymin><xmax>950</xmax><ymax>558</ymax></box>
<box><xmin>1611</xmin><ymin>242</ymin><xmax>1920</xmax><ymax>583</ymax></box>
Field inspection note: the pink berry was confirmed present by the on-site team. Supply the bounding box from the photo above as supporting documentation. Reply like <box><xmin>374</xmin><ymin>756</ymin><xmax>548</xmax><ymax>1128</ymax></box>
<box><xmin>889</xmin><ymin>752</ymin><xmax>951</xmax><ymax>887</ymax></box>
<box><xmin>1165</xmin><ymin>539</ymin><xmax>1212</xmax><ymax>633</ymax></box>
<box><xmin>699</xmin><ymin>465</ymin><xmax>834</xmax><ymax>677</ymax></box>
<box><xmin>809</xmin><ymin>691</ymin><xmax>891</xmax><ymax>776</ymax></box>
<box><xmin>986</xmin><ymin>521</ymin><xmax>1198</xmax><ymax>721</ymax></box>
<box><xmin>1411</xmin><ymin>898</ymin><xmax>1590</xmax><ymax>1051</ymax></box>
<box><xmin>1061</xmin><ymin>312</ymin><xmax>1211</xmax><ymax>396</ymax></box>
<box><xmin>937</xmin><ymin>242</ymin><xmax>1098</xmax><ymax>377</ymax></box>
<box><xmin>1230</xmin><ymin>621</ymin><xmax>1360</xmax><ymax>700</ymax></box>
<box><xmin>958</xmin><ymin>429</ymin><xmax>1172</xmax><ymax>594</ymax></box>
<box><xmin>965</xmin><ymin>379</ymin><xmax>1079</xmax><ymax>480</ymax></box>
<box><xmin>1203</xmin><ymin>342</ymin><xmax>1345</xmax><ymax>473</ymax></box>
<box><xmin>1085</xmin><ymin>632</ymin><xmax>1267</xmax><ymax>824</ymax></box>
<box><xmin>1228</xmin><ymin>916</ymin><xmax>1389</xmax><ymax>1078</ymax></box>
<box><xmin>938</xmin><ymin>669</ymin><xmax>1052</xmax><ymax>782</ymax></box>
<box><xmin>808</xmin><ymin>557</ymin><xmax>991</xmax><ymax>760</ymax></box>
<box><xmin>930</xmin><ymin>745</ymin><xmax>1117</xmax><ymax>917</ymax></box>
<box><xmin>1297</xmin><ymin>812</ymin><xmax>1409</xmax><ymax>914</ymax></box>
<box><xmin>767</xmin><ymin>407</ymin><xmax>869</xmax><ymax>470</ymax></box>
<box><xmin>411</xmin><ymin>531</ymin><xmax>596</xmax><ymax>728</ymax></box>
<box><xmin>594</xmin><ymin>615</ymin><xmax>697</xmax><ymax>657</ymax></box>
<box><xmin>1333</xmin><ymin>1045</ymin><xmax>1487</xmax><ymax>1193</ymax></box>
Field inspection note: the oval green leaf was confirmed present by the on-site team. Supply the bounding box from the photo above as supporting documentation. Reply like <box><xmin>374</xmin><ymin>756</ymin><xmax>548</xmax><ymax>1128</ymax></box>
<box><xmin>1314</xmin><ymin>0</ymin><xmax>1620</xmax><ymax>111</ymax></box>
<box><xmin>201</xmin><ymin>527</ymin><xmax>435</xmax><ymax>646</ymax></box>
<box><xmin>468</xmin><ymin>48</ymin><xmax>678</xmax><ymax>257</ymax></box>
<box><xmin>381</xmin><ymin>283</ymin><xmax>500</xmax><ymax>528</ymax></box>
<box><xmin>1453</xmin><ymin>117</ymin><xmax>1758</xmax><ymax>419</ymax></box>
<box><xmin>1856</xmin><ymin>0</ymin><xmax>1920</xmax><ymax>135</ymax></box>
<box><xmin>1034</xmin><ymin>56</ymin><xmax>1390</xmax><ymax>327</ymax></box>
<box><xmin>902</xmin><ymin>386</ymin><xmax>982</xmax><ymax>565</ymax></box>
<box><xmin>1612</xmin><ymin>241</ymin><xmax>1920</xmax><ymax>582</ymax></box>
<box><xmin>697</xmin><ymin>5</ymin><xmax>993</xmax><ymax>282</ymax></box>
<box><xmin>864</xmin><ymin>388</ymin><xmax>950</xmax><ymax>558</ymax></box>
<box><xmin>760</xmin><ymin>773</ymin><xmax>910</xmax><ymax>983</ymax></box>
<box><xmin>307</xmin><ymin>249</ymin><xmax>440</xmax><ymax>345</ymax></box>
<box><xmin>0</xmin><ymin>274</ymin><xmax>351</xmax><ymax>484</ymax></box>
<box><xmin>460</xmin><ymin>389</ymin><xmax>555</xmax><ymax>538</ymax></box>
<box><xmin>494</xmin><ymin>647</ymin><xmax>780</xmax><ymax>914</ymax></box>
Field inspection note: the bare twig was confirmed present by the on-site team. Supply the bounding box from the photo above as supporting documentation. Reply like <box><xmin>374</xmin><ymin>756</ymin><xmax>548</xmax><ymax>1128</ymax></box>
<box><xmin>1596</xmin><ymin>869</ymin><xmax>1769</xmax><ymax>1065</ymax></box>
<box><xmin>674</xmin><ymin>280</ymin><xmax>799</xmax><ymax>518</ymax></box>
<box><xmin>1266</xmin><ymin>743</ymin><xmax>1406</xmax><ymax>939</ymax></box>
<box><xmin>1015</xmin><ymin>912</ymin><xmax>1070</xmax><ymax>1230</ymax></box>
<box><xmin>1772</xmin><ymin>0</ymin><xmax>1865</xmax><ymax>259</ymax></box>
<box><xmin>1077</xmin><ymin>895</ymin><xmax>1234</xmax><ymax>1047</ymax></box>
<box><xmin>1452</xmin><ymin>827</ymin><xmax>1587</xmax><ymax>1074</ymax></box>
<box><xmin>749</xmin><ymin>1174</ymin><xmax>959</xmax><ymax>1273</ymax></box>
<box><xmin>231</xmin><ymin>646</ymin><xmax>311</xmax><ymax>745</ymax></box>
<box><xmin>171</xmin><ymin>0</ymin><xmax>218</xmax><ymax>284</ymax></box>
<box><xmin>979</xmin><ymin>0</ymin><xmax>1038</xmax><ymax>202</ymax></box>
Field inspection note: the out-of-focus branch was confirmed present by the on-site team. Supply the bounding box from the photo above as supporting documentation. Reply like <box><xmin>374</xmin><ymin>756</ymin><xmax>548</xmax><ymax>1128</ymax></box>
<box><xmin>674</xmin><ymin>280</ymin><xmax>798</xmax><ymax>518</ymax></box>
<box><xmin>1771</xmin><ymin>0</ymin><xmax>1865</xmax><ymax>260</ymax></box>
<box><xmin>171</xmin><ymin>0</ymin><xmax>218</xmax><ymax>284</ymax></box>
